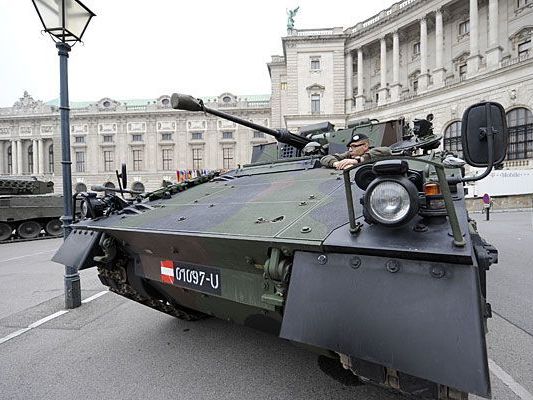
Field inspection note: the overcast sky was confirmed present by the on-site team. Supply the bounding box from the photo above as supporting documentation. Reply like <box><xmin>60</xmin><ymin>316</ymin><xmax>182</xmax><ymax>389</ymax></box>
<box><xmin>0</xmin><ymin>0</ymin><xmax>394</xmax><ymax>107</ymax></box>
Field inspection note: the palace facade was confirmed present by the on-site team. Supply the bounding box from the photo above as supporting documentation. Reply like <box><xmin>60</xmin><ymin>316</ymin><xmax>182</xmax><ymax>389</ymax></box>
<box><xmin>0</xmin><ymin>93</ymin><xmax>270</xmax><ymax>192</ymax></box>
<box><xmin>269</xmin><ymin>0</ymin><xmax>533</xmax><ymax>174</ymax></box>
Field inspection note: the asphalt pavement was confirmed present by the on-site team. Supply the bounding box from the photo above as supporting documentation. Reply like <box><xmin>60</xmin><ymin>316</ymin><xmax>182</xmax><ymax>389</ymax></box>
<box><xmin>0</xmin><ymin>211</ymin><xmax>532</xmax><ymax>400</ymax></box>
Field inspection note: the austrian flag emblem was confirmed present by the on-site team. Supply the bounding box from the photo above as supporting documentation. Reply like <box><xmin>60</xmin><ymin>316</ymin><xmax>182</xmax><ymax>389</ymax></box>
<box><xmin>160</xmin><ymin>260</ymin><xmax>174</xmax><ymax>284</ymax></box>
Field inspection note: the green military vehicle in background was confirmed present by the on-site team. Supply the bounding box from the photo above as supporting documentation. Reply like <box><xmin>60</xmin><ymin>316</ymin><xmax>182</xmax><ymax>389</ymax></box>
<box><xmin>54</xmin><ymin>94</ymin><xmax>507</xmax><ymax>399</ymax></box>
<box><xmin>0</xmin><ymin>177</ymin><xmax>64</xmax><ymax>242</ymax></box>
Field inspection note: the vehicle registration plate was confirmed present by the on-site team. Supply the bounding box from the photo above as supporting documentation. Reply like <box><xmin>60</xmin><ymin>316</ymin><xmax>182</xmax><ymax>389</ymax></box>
<box><xmin>164</xmin><ymin>261</ymin><xmax>221</xmax><ymax>295</ymax></box>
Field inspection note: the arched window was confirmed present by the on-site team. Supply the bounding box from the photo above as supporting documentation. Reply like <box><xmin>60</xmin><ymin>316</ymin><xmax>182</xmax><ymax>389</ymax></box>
<box><xmin>74</xmin><ymin>182</ymin><xmax>87</xmax><ymax>193</ymax></box>
<box><xmin>28</xmin><ymin>145</ymin><xmax>34</xmax><ymax>174</ymax></box>
<box><xmin>48</xmin><ymin>145</ymin><xmax>54</xmax><ymax>173</ymax></box>
<box><xmin>131</xmin><ymin>181</ymin><xmax>145</xmax><ymax>193</ymax></box>
<box><xmin>443</xmin><ymin>121</ymin><xmax>463</xmax><ymax>158</ymax></box>
<box><xmin>506</xmin><ymin>107</ymin><xmax>533</xmax><ymax>160</ymax></box>
<box><xmin>7</xmin><ymin>146</ymin><xmax>12</xmax><ymax>174</ymax></box>
<box><xmin>104</xmin><ymin>181</ymin><xmax>115</xmax><ymax>195</ymax></box>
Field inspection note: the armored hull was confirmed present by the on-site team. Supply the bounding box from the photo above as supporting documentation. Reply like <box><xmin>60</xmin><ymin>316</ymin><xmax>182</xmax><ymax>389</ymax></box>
<box><xmin>0</xmin><ymin>177</ymin><xmax>64</xmax><ymax>242</ymax></box>
<box><xmin>54</xmin><ymin>158</ymin><xmax>494</xmax><ymax>399</ymax></box>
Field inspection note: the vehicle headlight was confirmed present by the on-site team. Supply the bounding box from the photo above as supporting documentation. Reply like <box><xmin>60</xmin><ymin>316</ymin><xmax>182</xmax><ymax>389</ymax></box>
<box><xmin>364</xmin><ymin>177</ymin><xmax>419</xmax><ymax>227</ymax></box>
<box><xmin>80</xmin><ymin>199</ymin><xmax>89</xmax><ymax>219</ymax></box>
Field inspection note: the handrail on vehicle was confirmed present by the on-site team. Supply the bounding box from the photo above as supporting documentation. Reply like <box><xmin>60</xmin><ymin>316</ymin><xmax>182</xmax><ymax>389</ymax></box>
<box><xmin>342</xmin><ymin>156</ymin><xmax>466</xmax><ymax>247</ymax></box>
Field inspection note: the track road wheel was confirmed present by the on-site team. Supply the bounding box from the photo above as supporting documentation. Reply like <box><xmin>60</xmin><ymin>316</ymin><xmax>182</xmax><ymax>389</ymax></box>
<box><xmin>0</xmin><ymin>222</ymin><xmax>12</xmax><ymax>241</ymax></box>
<box><xmin>45</xmin><ymin>219</ymin><xmax>63</xmax><ymax>236</ymax></box>
<box><xmin>17</xmin><ymin>221</ymin><xmax>41</xmax><ymax>239</ymax></box>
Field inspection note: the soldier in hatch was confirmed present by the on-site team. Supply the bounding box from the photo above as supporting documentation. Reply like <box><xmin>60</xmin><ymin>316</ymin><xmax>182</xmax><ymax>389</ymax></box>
<box><xmin>320</xmin><ymin>133</ymin><xmax>391</xmax><ymax>170</ymax></box>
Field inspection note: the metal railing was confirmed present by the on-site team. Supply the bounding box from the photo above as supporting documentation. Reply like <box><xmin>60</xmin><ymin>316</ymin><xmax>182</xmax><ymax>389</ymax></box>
<box><xmin>246</xmin><ymin>100</ymin><xmax>270</xmax><ymax>108</ymax></box>
<box><xmin>349</xmin><ymin>0</ymin><xmax>419</xmax><ymax>34</ymax></box>
<box><xmin>503</xmin><ymin>159</ymin><xmax>531</xmax><ymax>168</ymax></box>
<box><xmin>296</xmin><ymin>29</ymin><xmax>334</xmax><ymax>36</ymax></box>
<box><xmin>500</xmin><ymin>50</ymin><xmax>531</xmax><ymax>68</ymax></box>
<box><xmin>125</xmin><ymin>105</ymin><xmax>147</xmax><ymax>111</ymax></box>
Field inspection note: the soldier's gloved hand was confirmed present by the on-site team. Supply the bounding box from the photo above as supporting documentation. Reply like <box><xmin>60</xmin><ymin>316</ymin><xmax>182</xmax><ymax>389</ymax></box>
<box><xmin>335</xmin><ymin>158</ymin><xmax>360</xmax><ymax>170</ymax></box>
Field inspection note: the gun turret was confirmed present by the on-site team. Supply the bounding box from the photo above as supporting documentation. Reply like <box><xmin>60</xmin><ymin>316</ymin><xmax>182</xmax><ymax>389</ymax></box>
<box><xmin>0</xmin><ymin>176</ymin><xmax>54</xmax><ymax>195</ymax></box>
<box><xmin>171</xmin><ymin>93</ymin><xmax>312</xmax><ymax>150</ymax></box>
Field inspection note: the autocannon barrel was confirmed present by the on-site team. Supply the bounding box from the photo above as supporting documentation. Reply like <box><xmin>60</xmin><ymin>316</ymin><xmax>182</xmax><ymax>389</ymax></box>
<box><xmin>171</xmin><ymin>93</ymin><xmax>311</xmax><ymax>150</ymax></box>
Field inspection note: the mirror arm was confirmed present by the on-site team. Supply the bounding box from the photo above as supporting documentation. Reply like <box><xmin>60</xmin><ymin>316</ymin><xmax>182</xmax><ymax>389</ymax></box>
<box><xmin>449</xmin><ymin>139</ymin><xmax>494</xmax><ymax>185</ymax></box>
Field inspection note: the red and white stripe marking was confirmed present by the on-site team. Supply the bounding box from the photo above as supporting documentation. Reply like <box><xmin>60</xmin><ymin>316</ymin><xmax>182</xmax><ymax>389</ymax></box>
<box><xmin>160</xmin><ymin>260</ymin><xmax>174</xmax><ymax>284</ymax></box>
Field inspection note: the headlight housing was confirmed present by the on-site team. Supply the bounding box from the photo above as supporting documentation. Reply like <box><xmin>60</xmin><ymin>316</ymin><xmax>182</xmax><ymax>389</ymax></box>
<box><xmin>79</xmin><ymin>193</ymin><xmax>107</xmax><ymax>219</ymax></box>
<box><xmin>363</xmin><ymin>176</ymin><xmax>419</xmax><ymax>227</ymax></box>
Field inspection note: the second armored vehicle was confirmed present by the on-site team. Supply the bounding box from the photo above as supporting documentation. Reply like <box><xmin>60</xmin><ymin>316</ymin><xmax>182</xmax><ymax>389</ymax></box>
<box><xmin>0</xmin><ymin>177</ymin><xmax>64</xmax><ymax>242</ymax></box>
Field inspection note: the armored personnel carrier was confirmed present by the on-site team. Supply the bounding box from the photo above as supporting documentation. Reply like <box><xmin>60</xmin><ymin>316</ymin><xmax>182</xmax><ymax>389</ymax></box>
<box><xmin>0</xmin><ymin>177</ymin><xmax>64</xmax><ymax>242</ymax></box>
<box><xmin>54</xmin><ymin>94</ymin><xmax>507</xmax><ymax>399</ymax></box>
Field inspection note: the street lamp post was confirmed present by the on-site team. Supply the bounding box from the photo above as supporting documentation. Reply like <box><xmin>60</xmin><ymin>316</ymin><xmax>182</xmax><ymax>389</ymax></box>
<box><xmin>31</xmin><ymin>0</ymin><xmax>95</xmax><ymax>309</ymax></box>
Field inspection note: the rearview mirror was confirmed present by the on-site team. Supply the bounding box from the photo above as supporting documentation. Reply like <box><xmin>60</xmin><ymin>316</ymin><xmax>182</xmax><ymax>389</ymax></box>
<box><xmin>461</xmin><ymin>102</ymin><xmax>508</xmax><ymax>167</ymax></box>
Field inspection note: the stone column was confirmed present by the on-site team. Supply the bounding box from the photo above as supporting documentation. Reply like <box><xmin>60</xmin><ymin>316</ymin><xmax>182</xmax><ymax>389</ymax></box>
<box><xmin>17</xmin><ymin>140</ymin><xmax>23</xmax><ymax>175</ymax></box>
<box><xmin>419</xmin><ymin>17</ymin><xmax>429</xmax><ymax>91</ymax></box>
<box><xmin>345</xmin><ymin>50</ymin><xmax>354</xmax><ymax>112</ymax></box>
<box><xmin>433</xmin><ymin>9</ymin><xmax>446</xmax><ymax>87</ymax></box>
<box><xmin>378</xmin><ymin>37</ymin><xmax>388</xmax><ymax>106</ymax></box>
<box><xmin>486</xmin><ymin>0</ymin><xmax>501</xmax><ymax>70</ymax></box>
<box><xmin>38</xmin><ymin>139</ymin><xmax>45</xmax><ymax>174</ymax></box>
<box><xmin>0</xmin><ymin>141</ymin><xmax>4</xmax><ymax>174</ymax></box>
<box><xmin>11</xmin><ymin>140</ymin><xmax>17</xmax><ymax>175</ymax></box>
<box><xmin>355</xmin><ymin>48</ymin><xmax>365</xmax><ymax>111</ymax></box>
<box><xmin>32</xmin><ymin>139</ymin><xmax>38</xmax><ymax>175</ymax></box>
<box><xmin>467</xmin><ymin>0</ymin><xmax>481</xmax><ymax>76</ymax></box>
<box><xmin>390</xmin><ymin>31</ymin><xmax>402</xmax><ymax>102</ymax></box>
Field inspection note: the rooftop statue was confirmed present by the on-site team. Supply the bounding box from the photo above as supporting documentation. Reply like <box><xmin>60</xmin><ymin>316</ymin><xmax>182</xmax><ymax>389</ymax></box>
<box><xmin>287</xmin><ymin>6</ymin><xmax>299</xmax><ymax>30</ymax></box>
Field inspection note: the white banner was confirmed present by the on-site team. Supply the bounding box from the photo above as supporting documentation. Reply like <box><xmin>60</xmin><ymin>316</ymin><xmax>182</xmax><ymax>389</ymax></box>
<box><xmin>466</xmin><ymin>169</ymin><xmax>533</xmax><ymax>197</ymax></box>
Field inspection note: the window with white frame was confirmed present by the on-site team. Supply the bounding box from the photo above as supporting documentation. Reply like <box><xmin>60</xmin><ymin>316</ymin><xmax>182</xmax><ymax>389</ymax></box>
<box><xmin>132</xmin><ymin>149</ymin><xmax>143</xmax><ymax>171</ymax></box>
<box><xmin>103</xmin><ymin>135</ymin><xmax>114</xmax><ymax>143</ymax></box>
<box><xmin>413</xmin><ymin>42</ymin><xmax>420</xmax><ymax>56</ymax></box>
<box><xmin>506</xmin><ymin>108</ymin><xmax>533</xmax><ymax>160</ymax></box>
<box><xmin>459</xmin><ymin>20</ymin><xmax>470</xmax><ymax>36</ymax></box>
<box><xmin>162</xmin><ymin>149</ymin><xmax>173</xmax><ymax>170</ymax></box>
<box><xmin>459</xmin><ymin>64</ymin><xmax>467</xmax><ymax>80</ymax></box>
<box><xmin>222</xmin><ymin>148</ymin><xmax>234</xmax><ymax>169</ymax></box>
<box><xmin>222</xmin><ymin>131</ymin><xmax>233</xmax><ymax>140</ymax></box>
<box><xmin>443</xmin><ymin>121</ymin><xmax>463</xmax><ymax>158</ymax></box>
<box><xmin>310</xmin><ymin>58</ymin><xmax>321</xmax><ymax>70</ymax></box>
<box><xmin>75</xmin><ymin>151</ymin><xmax>86</xmax><ymax>172</ymax></box>
<box><xmin>518</xmin><ymin>40</ymin><xmax>531</xmax><ymax>58</ymax></box>
<box><xmin>191</xmin><ymin>132</ymin><xmax>203</xmax><ymax>140</ymax></box>
<box><xmin>192</xmin><ymin>148</ymin><xmax>203</xmax><ymax>170</ymax></box>
<box><xmin>311</xmin><ymin>94</ymin><xmax>321</xmax><ymax>114</ymax></box>
<box><xmin>104</xmin><ymin>150</ymin><xmax>114</xmax><ymax>172</ymax></box>
<box><xmin>132</xmin><ymin>134</ymin><xmax>143</xmax><ymax>142</ymax></box>
<box><xmin>161</xmin><ymin>133</ymin><xmax>173</xmax><ymax>141</ymax></box>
